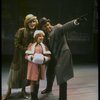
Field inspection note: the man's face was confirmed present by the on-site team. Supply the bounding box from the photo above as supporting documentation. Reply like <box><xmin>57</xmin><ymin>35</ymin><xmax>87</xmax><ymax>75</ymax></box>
<box><xmin>42</xmin><ymin>22</ymin><xmax>52</xmax><ymax>33</ymax></box>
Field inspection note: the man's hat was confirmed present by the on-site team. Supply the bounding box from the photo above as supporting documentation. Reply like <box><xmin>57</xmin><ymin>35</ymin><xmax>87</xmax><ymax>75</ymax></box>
<box><xmin>39</xmin><ymin>17</ymin><xmax>50</xmax><ymax>27</ymax></box>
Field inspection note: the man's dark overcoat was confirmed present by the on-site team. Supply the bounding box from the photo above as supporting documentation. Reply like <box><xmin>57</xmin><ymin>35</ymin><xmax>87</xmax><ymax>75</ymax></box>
<box><xmin>48</xmin><ymin>20</ymin><xmax>77</xmax><ymax>85</ymax></box>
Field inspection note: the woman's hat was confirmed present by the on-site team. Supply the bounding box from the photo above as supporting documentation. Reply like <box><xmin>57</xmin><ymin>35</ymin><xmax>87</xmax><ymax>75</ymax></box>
<box><xmin>24</xmin><ymin>14</ymin><xmax>38</xmax><ymax>27</ymax></box>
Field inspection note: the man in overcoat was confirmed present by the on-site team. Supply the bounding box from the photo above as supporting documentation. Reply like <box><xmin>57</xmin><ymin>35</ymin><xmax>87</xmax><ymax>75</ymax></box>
<box><xmin>39</xmin><ymin>17</ymin><xmax>86</xmax><ymax>100</ymax></box>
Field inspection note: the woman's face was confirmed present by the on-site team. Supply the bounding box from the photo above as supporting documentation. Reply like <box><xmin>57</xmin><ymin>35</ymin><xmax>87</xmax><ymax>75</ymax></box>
<box><xmin>37</xmin><ymin>34</ymin><xmax>44</xmax><ymax>43</ymax></box>
<box><xmin>28</xmin><ymin>20</ymin><xmax>37</xmax><ymax>30</ymax></box>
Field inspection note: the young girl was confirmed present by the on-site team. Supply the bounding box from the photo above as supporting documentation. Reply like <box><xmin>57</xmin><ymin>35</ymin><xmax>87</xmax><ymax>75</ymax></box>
<box><xmin>25</xmin><ymin>30</ymin><xmax>51</xmax><ymax>100</ymax></box>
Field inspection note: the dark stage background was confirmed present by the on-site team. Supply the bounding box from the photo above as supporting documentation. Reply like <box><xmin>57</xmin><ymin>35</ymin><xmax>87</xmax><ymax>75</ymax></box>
<box><xmin>1</xmin><ymin>0</ymin><xmax>98</xmax><ymax>64</ymax></box>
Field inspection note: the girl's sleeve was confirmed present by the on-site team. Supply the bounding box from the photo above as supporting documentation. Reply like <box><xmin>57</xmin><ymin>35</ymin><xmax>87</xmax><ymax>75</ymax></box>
<box><xmin>25</xmin><ymin>43</ymin><xmax>33</xmax><ymax>61</ymax></box>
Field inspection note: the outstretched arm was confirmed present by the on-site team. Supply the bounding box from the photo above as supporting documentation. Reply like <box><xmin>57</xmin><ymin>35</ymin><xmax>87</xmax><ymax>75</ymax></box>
<box><xmin>62</xmin><ymin>14</ymin><xmax>87</xmax><ymax>32</ymax></box>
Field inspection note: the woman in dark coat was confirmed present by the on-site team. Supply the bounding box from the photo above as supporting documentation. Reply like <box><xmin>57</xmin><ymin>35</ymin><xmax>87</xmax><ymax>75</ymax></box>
<box><xmin>39</xmin><ymin>17</ymin><xmax>86</xmax><ymax>100</ymax></box>
<box><xmin>2</xmin><ymin>14</ymin><xmax>38</xmax><ymax>100</ymax></box>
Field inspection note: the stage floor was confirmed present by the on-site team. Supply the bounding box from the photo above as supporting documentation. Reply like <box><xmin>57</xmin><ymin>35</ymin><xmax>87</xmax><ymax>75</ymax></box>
<box><xmin>1</xmin><ymin>63</ymin><xmax>98</xmax><ymax>100</ymax></box>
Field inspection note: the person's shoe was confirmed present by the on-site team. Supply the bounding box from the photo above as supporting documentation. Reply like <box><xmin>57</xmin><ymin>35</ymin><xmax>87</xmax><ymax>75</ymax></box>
<box><xmin>19</xmin><ymin>91</ymin><xmax>29</xmax><ymax>99</ymax></box>
<box><xmin>2</xmin><ymin>96</ymin><xmax>7</xmax><ymax>100</ymax></box>
<box><xmin>31</xmin><ymin>92</ymin><xmax>39</xmax><ymax>100</ymax></box>
<box><xmin>35</xmin><ymin>97</ymin><xmax>39</xmax><ymax>100</ymax></box>
<box><xmin>2</xmin><ymin>91</ymin><xmax>11</xmax><ymax>100</ymax></box>
<box><xmin>22</xmin><ymin>94</ymin><xmax>29</xmax><ymax>99</ymax></box>
<box><xmin>41</xmin><ymin>89</ymin><xmax>51</xmax><ymax>94</ymax></box>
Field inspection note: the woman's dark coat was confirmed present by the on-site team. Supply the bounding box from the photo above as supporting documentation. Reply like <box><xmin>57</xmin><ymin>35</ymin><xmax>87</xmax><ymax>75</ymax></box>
<box><xmin>8</xmin><ymin>28</ymin><xmax>34</xmax><ymax>88</ymax></box>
